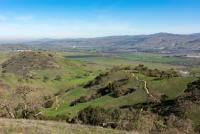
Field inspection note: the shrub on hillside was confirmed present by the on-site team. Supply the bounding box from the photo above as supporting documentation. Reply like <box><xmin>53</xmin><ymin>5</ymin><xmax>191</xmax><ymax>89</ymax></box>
<box><xmin>70</xmin><ymin>96</ymin><xmax>91</xmax><ymax>106</ymax></box>
<box><xmin>74</xmin><ymin>106</ymin><xmax>147</xmax><ymax>130</ymax></box>
<box><xmin>54</xmin><ymin>75</ymin><xmax>62</xmax><ymax>81</ymax></box>
<box><xmin>75</xmin><ymin>105</ymin><xmax>196</xmax><ymax>133</ymax></box>
<box><xmin>184</xmin><ymin>79</ymin><xmax>200</xmax><ymax>102</ymax></box>
<box><xmin>0</xmin><ymin>85</ymin><xmax>54</xmax><ymax>119</ymax></box>
<box><xmin>76</xmin><ymin>107</ymin><xmax>110</xmax><ymax>126</ymax></box>
<box><xmin>43</xmin><ymin>75</ymin><xmax>49</xmax><ymax>82</ymax></box>
<box><xmin>133</xmin><ymin>65</ymin><xmax>180</xmax><ymax>79</ymax></box>
<box><xmin>112</xmin><ymin>88</ymin><xmax>136</xmax><ymax>98</ymax></box>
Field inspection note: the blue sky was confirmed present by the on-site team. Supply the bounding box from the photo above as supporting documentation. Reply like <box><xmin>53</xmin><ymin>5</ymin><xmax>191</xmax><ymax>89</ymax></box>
<box><xmin>0</xmin><ymin>0</ymin><xmax>200</xmax><ymax>39</ymax></box>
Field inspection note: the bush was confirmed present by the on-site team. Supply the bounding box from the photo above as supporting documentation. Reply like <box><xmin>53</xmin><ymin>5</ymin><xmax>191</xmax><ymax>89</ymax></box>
<box><xmin>70</xmin><ymin>96</ymin><xmax>91</xmax><ymax>106</ymax></box>
<box><xmin>54</xmin><ymin>75</ymin><xmax>62</xmax><ymax>81</ymax></box>
<box><xmin>75</xmin><ymin>107</ymin><xmax>137</xmax><ymax>130</ymax></box>
<box><xmin>194</xmin><ymin>123</ymin><xmax>200</xmax><ymax>133</ymax></box>
<box><xmin>0</xmin><ymin>85</ymin><xmax>54</xmax><ymax>119</ymax></box>
<box><xmin>112</xmin><ymin>88</ymin><xmax>136</xmax><ymax>98</ymax></box>
<box><xmin>160</xmin><ymin>94</ymin><xmax>169</xmax><ymax>102</ymax></box>
<box><xmin>44</xmin><ymin>99</ymin><xmax>54</xmax><ymax>108</ymax></box>
<box><xmin>134</xmin><ymin>65</ymin><xmax>180</xmax><ymax>79</ymax></box>
<box><xmin>77</xmin><ymin>107</ymin><xmax>109</xmax><ymax>126</ymax></box>
<box><xmin>43</xmin><ymin>75</ymin><xmax>49</xmax><ymax>82</ymax></box>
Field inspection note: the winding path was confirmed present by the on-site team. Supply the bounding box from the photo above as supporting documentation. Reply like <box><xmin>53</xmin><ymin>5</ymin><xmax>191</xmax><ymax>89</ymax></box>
<box><xmin>131</xmin><ymin>73</ymin><xmax>156</xmax><ymax>100</ymax></box>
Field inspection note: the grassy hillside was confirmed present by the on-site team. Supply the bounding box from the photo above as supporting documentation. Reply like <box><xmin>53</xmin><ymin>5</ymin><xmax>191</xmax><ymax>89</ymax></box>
<box><xmin>0</xmin><ymin>52</ymin><xmax>103</xmax><ymax>91</ymax></box>
<box><xmin>0</xmin><ymin>52</ymin><xmax>105</xmax><ymax>120</ymax></box>
<box><xmin>42</xmin><ymin>65</ymin><xmax>196</xmax><ymax>120</ymax></box>
<box><xmin>0</xmin><ymin>51</ymin><xmax>199</xmax><ymax>133</ymax></box>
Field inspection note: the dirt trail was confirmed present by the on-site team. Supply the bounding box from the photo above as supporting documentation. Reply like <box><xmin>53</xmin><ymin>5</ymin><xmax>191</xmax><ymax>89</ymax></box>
<box><xmin>132</xmin><ymin>73</ymin><xmax>155</xmax><ymax>99</ymax></box>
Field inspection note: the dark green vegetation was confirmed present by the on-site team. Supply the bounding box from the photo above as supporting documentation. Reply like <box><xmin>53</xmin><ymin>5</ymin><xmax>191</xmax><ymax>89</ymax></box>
<box><xmin>0</xmin><ymin>51</ymin><xmax>200</xmax><ymax>133</ymax></box>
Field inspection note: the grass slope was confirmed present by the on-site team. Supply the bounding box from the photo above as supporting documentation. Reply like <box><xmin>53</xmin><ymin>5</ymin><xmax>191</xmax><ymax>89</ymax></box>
<box><xmin>42</xmin><ymin>67</ymin><xmax>196</xmax><ymax>120</ymax></box>
<box><xmin>0</xmin><ymin>52</ymin><xmax>103</xmax><ymax>92</ymax></box>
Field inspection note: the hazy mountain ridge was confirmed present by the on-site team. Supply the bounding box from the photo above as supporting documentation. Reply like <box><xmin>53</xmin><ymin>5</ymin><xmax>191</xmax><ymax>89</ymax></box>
<box><xmin>1</xmin><ymin>33</ymin><xmax>200</xmax><ymax>53</ymax></box>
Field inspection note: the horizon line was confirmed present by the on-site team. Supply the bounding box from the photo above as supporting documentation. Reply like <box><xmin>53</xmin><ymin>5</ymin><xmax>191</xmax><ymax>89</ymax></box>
<box><xmin>0</xmin><ymin>32</ymin><xmax>200</xmax><ymax>43</ymax></box>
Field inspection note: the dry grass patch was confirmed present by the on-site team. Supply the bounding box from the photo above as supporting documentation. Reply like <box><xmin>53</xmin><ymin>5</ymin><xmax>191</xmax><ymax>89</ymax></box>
<box><xmin>0</xmin><ymin>118</ymin><xmax>128</xmax><ymax>134</ymax></box>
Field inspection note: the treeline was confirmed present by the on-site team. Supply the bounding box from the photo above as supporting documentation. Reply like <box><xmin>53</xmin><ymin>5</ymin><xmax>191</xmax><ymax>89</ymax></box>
<box><xmin>133</xmin><ymin>64</ymin><xmax>180</xmax><ymax>79</ymax></box>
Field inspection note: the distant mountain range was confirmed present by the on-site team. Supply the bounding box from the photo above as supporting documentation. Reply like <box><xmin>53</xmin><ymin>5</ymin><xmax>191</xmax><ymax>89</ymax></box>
<box><xmin>1</xmin><ymin>33</ymin><xmax>200</xmax><ymax>53</ymax></box>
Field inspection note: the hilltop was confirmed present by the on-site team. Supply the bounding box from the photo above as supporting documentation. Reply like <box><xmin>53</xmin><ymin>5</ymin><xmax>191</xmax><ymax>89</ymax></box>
<box><xmin>1</xmin><ymin>51</ymin><xmax>59</xmax><ymax>75</ymax></box>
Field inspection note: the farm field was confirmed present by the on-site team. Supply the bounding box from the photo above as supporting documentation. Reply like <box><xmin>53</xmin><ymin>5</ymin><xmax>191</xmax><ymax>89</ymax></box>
<box><xmin>63</xmin><ymin>51</ymin><xmax>185</xmax><ymax>69</ymax></box>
